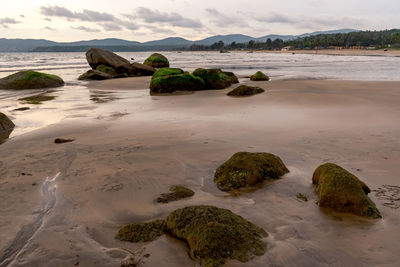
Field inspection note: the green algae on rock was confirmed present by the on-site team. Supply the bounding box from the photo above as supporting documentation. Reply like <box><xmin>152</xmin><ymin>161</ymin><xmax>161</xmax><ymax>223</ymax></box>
<box><xmin>78</xmin><ymin>69</ymin><xmax>113</xmax><ymax>80</ymax></box>
<box><xmin>144</xmin><ymin>53</ymin><xmax>170</xmax><ymax>68</ymax></box>
<box><xmin>223</xmin><ymin>71</ymin><xmax>239</xmax><ymax>84</ymax></box>
<box><xmin>214</xmin><ymin>152</ymin><xmax>289</xmax><ymax>191</ymax></box>
<box><xmin>151</xmin><ymin>68</ymin><xmax>184</xmax><ymax>80</ymax></box>
<box><xmin>157</xmin><ymin>186</ymin><xmax>195</xmax><ymax>203</ymax></box>
<box><xmin>166</xmin><ymin>205</ymin><xmax>267</xmax><ymax>267</ymax></box>
<box><xmin>312</xmin><ymin>163</ymin><xmax>381</xmax><ymax>218</ymax></box>
<box><xmin>19</xmin><ymin>94</ymin><xmax>56</xmax><ymax>104</ymax></box>
<box><xmin>192</xmin><ymin>68</ymin><xmax>232</xmax><ymax>89</ymax></box>
<box><xmin>150</xmin><ymin>73</ymin><xmax>205</xmax><ymax>94</ymax></box>
<box><xmin>96</xmin><ymin>64</ymin><xmax>118</xmax><ymax>76</ymax></box>
<box><xmin>0</xmin><ymin>70</ymin><xmax>64</xmax><ymax>90</ymax></box>
<box><xmin>227</xmin><ymin>85</ymin><xmax>264</xmax><ymax>97</ymax></box>
<box><xmin>117</xmin><ymin>219</ymin><xmax>166</xmax><ymax>242</ymax></box>
<box><xmin>250</xmin><ymin>71</ymin><xmax>270</xmax><ymax>81</ymax></box>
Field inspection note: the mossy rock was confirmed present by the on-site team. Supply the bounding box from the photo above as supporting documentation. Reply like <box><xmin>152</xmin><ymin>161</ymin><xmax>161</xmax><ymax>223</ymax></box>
<box><xmin>0</xmin><ymin>112</ymin><xmax>14</xmax><ymax>143</ymax></box>
<box><xmin>250</xmin><ymin>71</ymin><xmax>269</xmax><ymax>81</ymax></box>
<box><xmin>157</xmin><ymin>186</ymin><xmax>195</xmax><ymax>203</ymax></box>
<box><xmin>117</xmin><ymin>219</ymin><xmax>166</xmax><ymax>242</ymax></box>
<box><xmin>19</xmin><ymin>94</ymin><xmax>56</xmax><ymax>104</ymax></box>
<box><xmin>227</xmin><ymin>85</ymin><xmax>264</xmax><ymax>97</ymax></box>
<box><xmin>151</xmin><ymin>68</ymin><xmax>184</xmax><ymax>80</ymax></box>
<box><xmin>312</xmin><ymin>163</ymin><xmax>381</xmax><ymax>218</ymax></box>
<box><xmin>78</xmin><ymin>70</ymin><xmax>112</xmax><ymax>80</ymax></box>
<box><xmin>96</xmin><ymin>64</ymin><xmax>117</xmax><ymax>76</ymax></box>
<box><xmin>144</xmin><ymin>53</ymin><xmax>170</xmax><ymax>68</ymax></box>
<box><xmin>150</xmin><ymin>73</ymin><xmax>205</xmax><ymax>94</ymax></box>
<box><xmin>223</xmin><ymin>71</ymin><xmax>239</xmax><ymax>83</ymax></box>
<box><xmin>0</xmin><ymin>70</ymin><xmax>64</xmax><ymax>90</ymax></box>
<box><xmin>214</xmin><ymin>152</ymin><xmax>289</xmax><ymax>191</ymax></box>
<box><xmin>86</xmin><ymin>48</ymin><xmax>130</xmax><ymax>70</ymax></box>
<box><xmin>192</xmin><ymin>68</ymin><xmax>232</xmax><ymax>89</ymax></box>
<box><xmin>166</xmin><ymin>205</ymin><xmax>267</xmax><ymax>267</ymax></box>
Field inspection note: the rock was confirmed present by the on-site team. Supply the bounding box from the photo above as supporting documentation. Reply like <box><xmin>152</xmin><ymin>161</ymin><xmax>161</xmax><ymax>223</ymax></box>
<box><xmin>296</xmin><ymin>193</ymin><xmax>308</xmax><ymax>202</ymax></box>
<box><xmin>143</xmin><ymin>53</ymin><xmax>170</xmax><ymax>68</ymax></box>
<box><xmin>214</xmin><ymin>152</ymin><xmax>289</xmax><ymax>191</ymax></box>
<box><xmin>166</xmin><ymin>206</ymin><xmax>267</xmax><ymax>267</ymax></box>
<box><xmin>96</xmin><ymin>64</ymin><xmax>118</xmax><ymax>76</ymax></box>
<box><xmin>312</xmin><ymin>163</ymin><xmax>381</xmax><ymax>218</ymax></box>
<box><xmin>86</xmin><ymin>48</ymin><xmax>130</xmax><ymax>71</ymax></box>
<box><xmin>13</xmin><ymin>107</ymin><xmax>30</xmax><ymax>111</ymax></box>
<box><xmin>192</xmin><ymin>68</ymin><xmax>231</xmax><ymax>89</ymax></box>
<box><xmin>151</xmin><ymin>68</ymin><xmax>184</xmax><ymax>80</ymax></box>
<box><xmin>118</xmin><ymin>219</ymin><xmax>166</xmax><ymax>242</ymax></box>
<box><xmin>0</xmin><ymin>70</ymin><xmax>64</xmax><ymax>90</ymax></box>
<box><xmin>223</xmin><ymin>71</ymin><xmax>239</xmax><ymax>83</ymax></box>
<box><xmin>54</xmin><ymin>138</ymin><xmax>75</xmax><ymax>144</ymax></box>
<box><xmin>250</xmin><ymin>71</ymin><xmax>269</xmax><ymax>81</ymax></box>
<box><xmin>78</xmin><ymin>70</ymin><xmax>112</xmax><ymax>80</ymax></box>
<box><xmin>0</xmin><ymin>112</ymin><xmax>15</xmax><ymax>142</ymax></box>
<box><xmin>150</xmin><ymin>73</ymin><xmax>205</xmax><ymax>94</ymax></box>
<box><xmin>19</xmin><ymin>94</ymin><xmax>55</xmax><ymax>104</ymax></box>
<box><xmin>227</xmin><ymin>85</ymin><xmax>264</xmax><ymax>97</ymax></box>
<box><xmin>157</xmin><ymin>186</ymin><xmax>195</xmax><ymax>203</ymax></box>
<box><xmin>128</xmin><ymin>63</ymin><xmax>156</xmax><ymax>76</ymax></box>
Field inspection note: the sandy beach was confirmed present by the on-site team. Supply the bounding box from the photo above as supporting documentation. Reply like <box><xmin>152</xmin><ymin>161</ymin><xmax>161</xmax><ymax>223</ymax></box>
<box><xmin>0</xmin><ymin>77</ymin><xmax>400</xmax><ymax>266</ymax></box>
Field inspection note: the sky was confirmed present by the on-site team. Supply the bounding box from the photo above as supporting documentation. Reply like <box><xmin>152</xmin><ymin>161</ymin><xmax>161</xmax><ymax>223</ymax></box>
<box><xmin>0</xmin><ymin>0</ymin><xmax>399</xmax><ymax>42</ymax></box>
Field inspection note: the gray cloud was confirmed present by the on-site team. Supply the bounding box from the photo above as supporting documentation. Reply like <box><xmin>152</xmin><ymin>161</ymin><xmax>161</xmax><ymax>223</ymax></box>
<box><xmin>205</xmin><ymin>8</ymin><xmax>248</xmax><ymax>27</ymax></box>
<box><xmin>100</xmin><ymin>23</ymin><xmax>123</xmax><ymax>31</ymax></box>
<box><xmin>40</xmin><ymin>6</ymin><xmax>115</xmax><ymax>22</ymax></box>
<box><xmin>43</xmin><ymin>26</ymin><xmax>56</xmax><ymax>31</ymax></box>
<box><xmin>0</xmin><ymin>17</ymin><xmax>21</xmax><ymax>28</ymax></box>
<box><xmin>72</xmin><ymin>26</ymin><xmax>100</xmax><ymax>33</ymax></box>
<box><xmin>133</xmin><ymin>7</ymin><xmax>203</xmax><ymax>28</ymax></box>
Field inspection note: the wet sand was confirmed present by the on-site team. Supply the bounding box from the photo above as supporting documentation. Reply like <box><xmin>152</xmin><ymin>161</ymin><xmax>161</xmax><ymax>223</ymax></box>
<box><xmin>0</xmin><ymin>78</ymin><xmax>400</xmax><ymax>266</ymax></box>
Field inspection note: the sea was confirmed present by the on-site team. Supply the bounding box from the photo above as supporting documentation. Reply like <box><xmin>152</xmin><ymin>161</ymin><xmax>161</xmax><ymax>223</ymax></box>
<box><xmin>0</xmin><ymin>51</ymin><xmax>400</xmax><ymax>138</ymax></box>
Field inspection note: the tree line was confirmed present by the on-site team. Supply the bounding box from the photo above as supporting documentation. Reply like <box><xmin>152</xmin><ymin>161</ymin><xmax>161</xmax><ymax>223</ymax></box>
<box><xmin>188</xmin><ymin>29</ymin><xmax>400</xmax><ymax>51</ymax></box>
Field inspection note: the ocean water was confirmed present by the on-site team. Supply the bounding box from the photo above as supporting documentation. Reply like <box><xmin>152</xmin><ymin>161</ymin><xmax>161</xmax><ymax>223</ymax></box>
<box><xmin>0</xmin><ymin>51</ymin><xmax>400</xmax><ymax>138</ymax></box>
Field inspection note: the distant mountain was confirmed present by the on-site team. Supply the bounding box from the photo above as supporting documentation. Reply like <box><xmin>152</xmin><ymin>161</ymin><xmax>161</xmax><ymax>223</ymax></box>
<box><xmin>0</xmin><ymin>29</ymin><xmax>357</xmax><ymax>52</ymax></box>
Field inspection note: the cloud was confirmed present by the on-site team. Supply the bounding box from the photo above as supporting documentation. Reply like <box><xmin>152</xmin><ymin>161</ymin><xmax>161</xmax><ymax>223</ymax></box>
<box><xmin>132</xmin><ymin>7</ymin><xmax>203</xmax><ymax>28</ymax></box>
<box><xmin>40</xmin><ymin>6</ymin><xmax>115</xmax><ymax>22</ymax></box>
<box><xmin>72</xmin><ymin>26</ymin><xmax>100</xmax><ymax>33</ymax></box>
<box><xmin>43</xmin><ymin>26</ymin><xmax>56</xmax><ymax>31</ymax></box>
<box><xmin>205</xmin><ymin>8</ymin><xmax>248</xmax><ymax>27</ymax></box>
<box><xmin>40</xmin><ymin>6</ymin><xmax>139</xmax><ymax>32</ymax></box>
<box><xmin>0</xmin><ymin>17</ymin><xmax>21</xmax><ymax>28</ymax></box>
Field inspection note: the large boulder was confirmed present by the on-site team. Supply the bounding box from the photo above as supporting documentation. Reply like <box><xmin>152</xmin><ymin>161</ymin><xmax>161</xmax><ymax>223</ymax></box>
<box><xmin>0</xmin><ymin>71</ymin><xmax>64</xmax><ymax>90</ymax></box>
<box><xmin>250</xmin><ymin>71</ymin><xmax>269</xmax><ymax>81</ymax></box>
<box><xmin>192</xmin><ymin>68</ymin><xmax>232</xmax><ymax>89</ymax></box>
<box><xmin>166</xmin><ymin>206</ymin><xmax>267</xmax><ymax>267</ymax></box>
<box><xmin>223</xmin><ymin>71</ymin><xmax>239</xmax><ymax>83</ymax></box>
<box><xmin>150</xmin><ymin>73</ymin><xmax>205</xmax><ymax>94</ymax></box>
<box><xmin>144</xmin><ymin>53</ymin><xmax>170</xmax><ymax>68</ymax></box>
<box><xmin>128</xmin><ymin>63</ymin><xmax>156</xmax><ymax>76</ymax></box>
<box><xmin>227</xmin><ymin>85</ymin><xmax>264</xmax><ymax>97</ymax></box>
<box><xmin>151</xmin><ymin>68</ymin><xmax>184</xmax><ymax>80</ymax></box>
<box><xmin>86</xmin><ymin>48</ymin><xmax>130</xmax><ymax>71</ymax></box>
<box><xmin>312</xmin><ymin>163</ymin><xmax>381</xmax><ymax>218</ymax></box>
<box><xmin>78</xmin><ymin>70</ymin><xmax>112</xmax><ymax>80</ymax></box>
<box><xmin>0</xmin><ymin>112</ymin><xmax>15</xmax><ymax>142</ymax></box>
<box><xmin>214</xmin><ymin>152</ymin><xmax>289</xmax><ymax>191</ymax></box>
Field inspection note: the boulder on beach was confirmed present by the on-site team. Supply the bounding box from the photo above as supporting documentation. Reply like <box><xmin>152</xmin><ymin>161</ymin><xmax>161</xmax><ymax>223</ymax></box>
<box><xmin>166</xmin><ymin>205</ymin><xmax>267</xmax><ymax>267</ymax></box>
<box><xmin>128</xmin><ymin>63</ymin><xmax>156</xmax><ymax>76</ymax></box>
<box><xmin>78</xmin><ymin>70</ymin><xmax>113</xmax><ymax>80</ymax></box>
<box><xmin>223</xmin><ymin>71</ymin><xmax>239</xmax><ymax>84</ymax></box>
<box><xmin>117</xmin><ymin>219</ymin><xmax>166</xmax><ymax>242</ymax></box>
<box><xmin>192</xmin><ymin>68</ymin><xmax>232</xmax><ymax>89</ymax></box>
<box><xmin>214</xmin><ymin>152</ymin><xmax>289</xmax><ymax>191</ymax></box>
<box><xmin>312</xmin><ymin>163</ymin><xmax>381</xmax><ymax>218</ymax></box>
<box><xmin>156</xmin><ymin>186</ymin><xmax>195</xmax><ymax>203</ymax></box>
<box><xmin>227</xmin><ymin>85</ymin><xmax>264</xmax><ymax>97</ymax></box>
<box><xmin>144</xmin><ymin>53</ymin><xmax>170</xmax><ymax>68</ymax></box>
<box><xmin>150</xmin><ymin>73</ymin><xmax>205</xmax><ymax>94</ymax></box>
<box><xmin>0</xmin><ymin>70</ymin><xmax>64</xmax><ymax>90</ymax></box>
<box><xmin>0</xmin><ymin>112</ymin><xmax>15</xmax><ymax>142</ymax></box>
<box><xmin>95</xmin><ymin>64</ymin><xmax>118</xmax><ymax>76</ymax></box>
<box><xmin>250</xmin><ymin>71</ymin><xmax>269</xmax><ymax>81</ymax></box>
<box><xmin>151</xmin><ymin>68</ymin><xmax>184</xmax><ymax>80</ymax></box>
<box><xmin>86</xmin><ymin>48</ymin><xmax>130</xmax><ymax>70</ymax></box>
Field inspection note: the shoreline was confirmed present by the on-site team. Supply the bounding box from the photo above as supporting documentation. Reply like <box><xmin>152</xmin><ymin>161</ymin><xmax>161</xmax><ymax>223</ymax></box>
<box><xmin>0</xmin><ymin>78</ymin><xmax>399</xmax><ymax>266</ymax></box>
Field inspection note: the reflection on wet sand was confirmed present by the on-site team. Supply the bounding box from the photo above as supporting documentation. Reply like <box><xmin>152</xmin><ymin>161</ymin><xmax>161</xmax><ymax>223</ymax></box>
<box><xmin>0</xmin><ymin>129</ymin><xmax>13</xmax><ymax>144</ymax></box>
<box><xmin>90</xmin><ymin>90</ymin><xmax>120</xmax><ymax>104</ymax></box>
